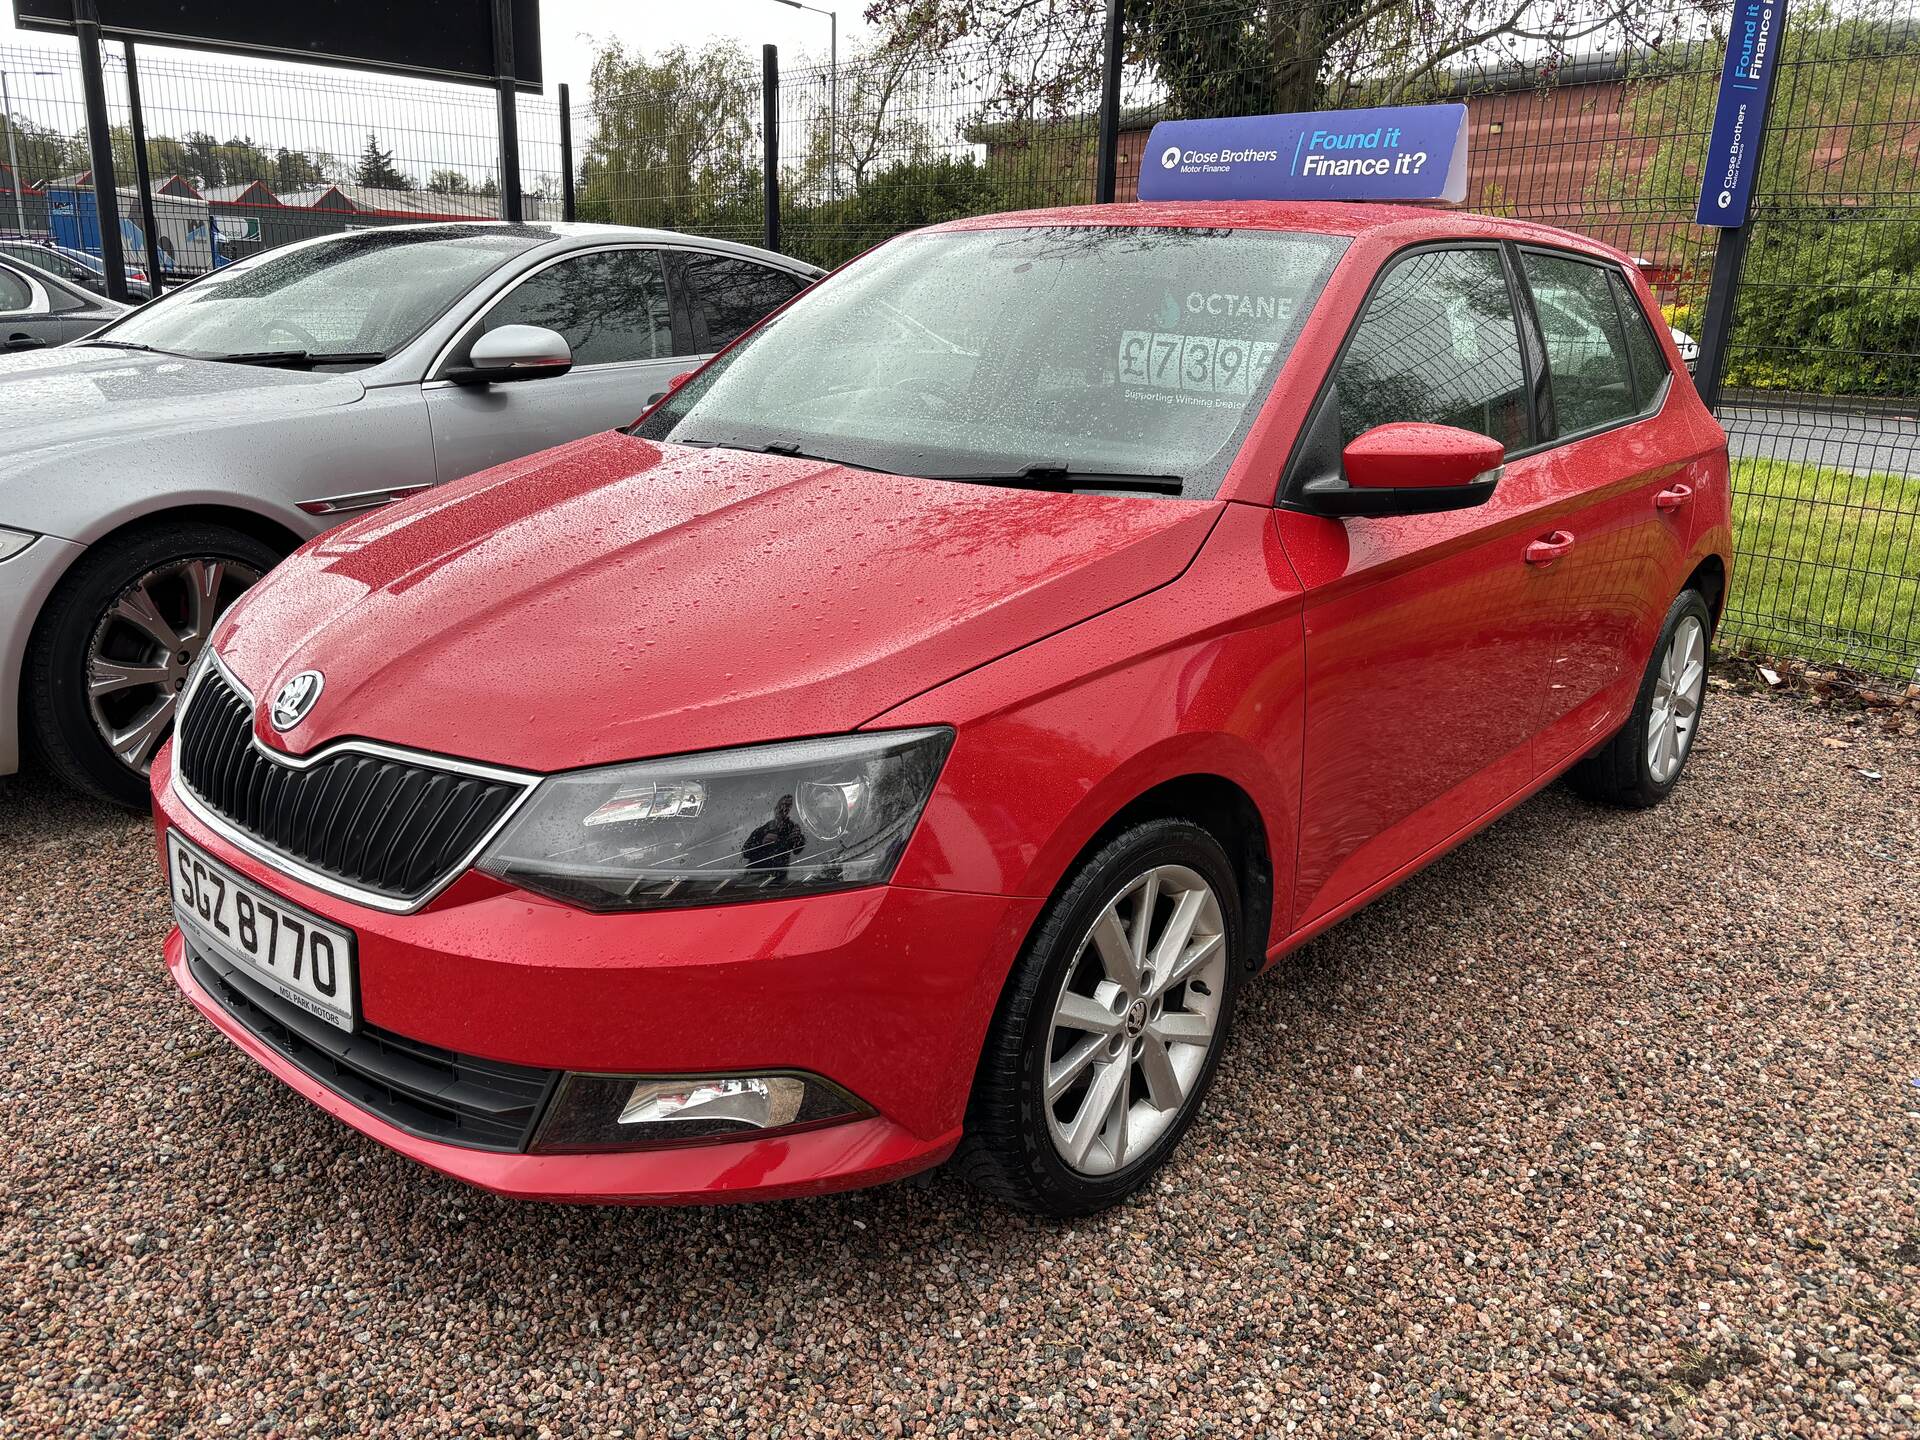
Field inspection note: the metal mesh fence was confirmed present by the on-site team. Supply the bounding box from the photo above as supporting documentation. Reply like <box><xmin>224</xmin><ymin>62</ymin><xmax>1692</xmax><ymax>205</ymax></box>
<box><xmin>0</xmin><ymin>39</ymin><xmax>565</xmax><ymax>279</ymax></box>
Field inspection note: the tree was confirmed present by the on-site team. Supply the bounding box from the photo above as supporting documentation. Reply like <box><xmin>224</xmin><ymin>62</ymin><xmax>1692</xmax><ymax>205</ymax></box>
<box><xmin>272</xmin><ymin>148</ymin><xmax>331</xmax><ymax>191</ymax></box>
<box><xmin>576</xmin><ymin>39</ymin><xmax>760</xmax><ymax>229</ymax></box>
<box><xmin>426</xmin><ymin>168</ymin><xmax>474</xmax><ymax>195</ymax></box>
<box><xmin>1</xmin><ymin>115</ymin><xmax>81</xmax><ymax>186</ymax></box>
<box><xmin>796</xmin><ymin>37</ymin><xmax>942</xmax><ymax>196</ymax></box>
<box><xmin>354</xmin><ymin>133</ymin><xmax>413</xmax><ymax>190</ymax></box>
<box><xmin>866</xmin><ymin>0</ymin><xmax>1713</xmax><ymax>124</ymax></box>
<box><xmin>179</xmin><ymin>131</ymin><xmax>229</xmax><ymax>188</ymax></box>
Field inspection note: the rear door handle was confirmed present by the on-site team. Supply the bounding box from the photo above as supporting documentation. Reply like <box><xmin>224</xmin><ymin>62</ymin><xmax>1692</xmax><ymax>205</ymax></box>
<box><xmin>1525</xmin><ymin>530</ymin><xmax>1576</xmax><ymax>566</ymax></box>
<box><xmin>1655</xmin><ymin>483</ymin><xmax>1693</xmax><ymax>512</ymax></box>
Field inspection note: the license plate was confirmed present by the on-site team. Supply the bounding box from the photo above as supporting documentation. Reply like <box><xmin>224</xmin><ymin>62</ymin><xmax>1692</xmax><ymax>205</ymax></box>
<box><xmin>167</xmin><ymin>832</ymin><xmax>356</xmax><ymax>1032</ymax></box>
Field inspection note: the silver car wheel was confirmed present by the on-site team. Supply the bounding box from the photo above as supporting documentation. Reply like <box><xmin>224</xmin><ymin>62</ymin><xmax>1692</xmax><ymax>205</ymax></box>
<box><xmin>1043</xmin><ymin>863</ymin><xmax>1228</xmax><ymax>1177</ymax></box>
<box><xmin>84</xmin><ymin>557</ymin><xmax>260</xmax><ymax>774</ymax></box>
<box><xmin>1646</xmin><ymin>613</ymin><xmax>1707</xmax><ymax>785</ymax></box>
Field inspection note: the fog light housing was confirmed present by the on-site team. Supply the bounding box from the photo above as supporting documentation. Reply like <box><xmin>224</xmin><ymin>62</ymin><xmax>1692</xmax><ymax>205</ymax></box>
<box><xmin>529</xmin><ymin>1070</ymin><xmax>869</xmax><ymax>1153</ymax></box>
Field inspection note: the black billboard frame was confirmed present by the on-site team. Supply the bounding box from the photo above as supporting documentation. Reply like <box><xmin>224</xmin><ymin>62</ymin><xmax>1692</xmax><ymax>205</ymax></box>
<box><xmin>13</xmin><ymin>0</ymin><xmax>544</xmax><ymax>93</ymax></box>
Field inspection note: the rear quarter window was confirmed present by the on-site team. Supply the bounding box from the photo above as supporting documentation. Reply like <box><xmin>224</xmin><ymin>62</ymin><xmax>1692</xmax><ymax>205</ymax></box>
<box><xmin>671</xmin><ymin>253</ymin><xmax>810</xmax><ymax>353</ymax></box>
<box><xmin>1520</xmin><ymin>251</ymin><xmax>1639</xmax><ymax>436</ymax></box>
<box><xmin>1608</xmin><ymin>270</ymin><xmax>1672</xmax><ymax>409</ymax></box>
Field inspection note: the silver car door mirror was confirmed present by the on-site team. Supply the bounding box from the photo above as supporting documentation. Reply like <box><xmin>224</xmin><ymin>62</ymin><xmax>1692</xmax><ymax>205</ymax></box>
<box><xmin>448</xmin><ymin>324</ymin><xmax>573</xmax><ymax>385</ymax></box>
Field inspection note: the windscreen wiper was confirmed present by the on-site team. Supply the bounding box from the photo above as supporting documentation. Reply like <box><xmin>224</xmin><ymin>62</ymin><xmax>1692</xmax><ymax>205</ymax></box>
<box><xmin>199</xmin><ymin>349</ymin><xmax>388</xmax><ymax>369</ymax></box>
<box><xmin>935</xmin><ymin>464</ymin><xmax>1186</xmax><ymax>495</ymax></box>
<box><xmin>77</xmin><ymin>339</ymin><xmax>173</xmax><ymax>355</ymax></box>
<box><xmin>686</xmin><ymin>438</ymin><xmax>891</xmax><ymax>473</ymax></box>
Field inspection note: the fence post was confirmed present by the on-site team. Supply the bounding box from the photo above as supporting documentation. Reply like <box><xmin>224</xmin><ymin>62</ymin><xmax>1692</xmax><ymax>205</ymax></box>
<box><xmin>1094</xmin><ymin>0</ymin><xmax>1124</xmax><ymax>203</ymax></box>
<box><xmin>491</xmin><ymin>0</ymin><xmax>523</xmax><ymax>223</ymax></box>
<box><xmin>121</xmin><ymin>41</ymin><xmax>164</xmax><ymax>296</ymax></box>
<box><xmin>762</xmin><ymin>44</ymin><xmax>780</xmax><ymax>253</ymax></box>
<box><xmin>1692</xmin><ymin>19</ymin><xmax>1788</xmax><ymax>413</ymax></box>
<box><xmin>558</xmin><ymin>82</ymin><xmax>576</xmax><ymax>223</ymax></box>
<box><xmin>71</xmin><ymin>0</ymin><xmax>128</xmax><ymax>302</ymax></box>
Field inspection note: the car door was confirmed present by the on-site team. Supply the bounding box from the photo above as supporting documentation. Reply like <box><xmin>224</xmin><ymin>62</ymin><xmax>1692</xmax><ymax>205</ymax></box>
<box><xmin>0</xmin><ymin>262</ymin><xmax>73</xmax><ymax>352</ymax></box>
<box><xmin>424</xmin><ymin>245</ymin><xmax>685</xmax><ymax>483</ymax></box>
<box><xmin>1275</xmin><ymin>243</ymin><xmax>1562</xmax><ymax>931</ymax></box>
<box><xmin>1511</xmin><ymin>248</ymin><xmax>1695</xmax><ymax>769</ymax></box>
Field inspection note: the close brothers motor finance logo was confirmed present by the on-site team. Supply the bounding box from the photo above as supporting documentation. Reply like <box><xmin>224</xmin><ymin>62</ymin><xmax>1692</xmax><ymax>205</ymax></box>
<box><xmin>1160</xmin><ymin>145</ymin><xmax>1182</xmax><ymax>170</ymax></box>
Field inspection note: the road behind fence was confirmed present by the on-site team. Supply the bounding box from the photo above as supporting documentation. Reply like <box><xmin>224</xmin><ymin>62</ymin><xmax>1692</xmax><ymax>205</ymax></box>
<box><xmin>4</xmin><ymin>1</ymin><xmax>1917</xmax><ymax>678</ymax></box>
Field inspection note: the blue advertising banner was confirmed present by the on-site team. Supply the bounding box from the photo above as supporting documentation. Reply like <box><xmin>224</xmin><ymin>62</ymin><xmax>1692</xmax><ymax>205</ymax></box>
<box><xmin>1696</xmin><ymin>0</ymin><xmax>1787</xmax><ymax>226</ymax></box>
<box><xmin>1136</xmin><ymin>104</ymin><xmax>1468</xmax><ymax>205</ymax></box>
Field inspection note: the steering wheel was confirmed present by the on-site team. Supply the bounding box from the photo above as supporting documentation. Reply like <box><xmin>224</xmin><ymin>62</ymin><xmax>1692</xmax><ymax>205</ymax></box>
<box><xmin>262</xmin><ymin>318</ymin><xmax>324</xmax><ymax>352</ymax></box>
<box><xmin>890</xmin><ymin>374</ymin><xmax>959</xmax><ymax>415</ymax></box>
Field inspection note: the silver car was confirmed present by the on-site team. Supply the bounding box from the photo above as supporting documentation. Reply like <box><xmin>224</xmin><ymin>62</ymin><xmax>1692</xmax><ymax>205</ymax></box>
<box><xmin>0</xmin><ymin>222</ymin><xmax>820</xmax><ymax>806</ymax></box>
<box><xmin>1</xmin><ymin>256</ymin><xmax>129</xmax><ymax>350</ymax></box>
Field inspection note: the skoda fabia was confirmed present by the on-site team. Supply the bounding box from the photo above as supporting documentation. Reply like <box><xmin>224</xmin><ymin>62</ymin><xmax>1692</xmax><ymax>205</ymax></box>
<box><xmin>153</xmin><ymin>202</ymin><xmax>1731</xmax><ymax>1215</ymax></box>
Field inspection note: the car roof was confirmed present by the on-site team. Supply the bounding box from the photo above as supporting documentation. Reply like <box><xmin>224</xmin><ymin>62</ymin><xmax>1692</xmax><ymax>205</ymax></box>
<box><xmin>925</xmin><ymin>201</ymin><xmax>1632</xmax><ymax>266</ymax></box>
<box><xmin>291</xmin><ymin>219</ymin><xmax>825</xmax><ymax>276</ymax></box>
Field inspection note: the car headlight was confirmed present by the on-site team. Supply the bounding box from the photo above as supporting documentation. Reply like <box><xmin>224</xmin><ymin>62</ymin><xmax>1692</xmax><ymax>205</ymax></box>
<box><xmin>476</xmin><ymin>728</ymin><xmax>953</xmax><ymax>911</ymax></box>
<box><xmin>0</xmin><ymin>527</ymin><xmax>38</xmax><ymax>563</ymax></box>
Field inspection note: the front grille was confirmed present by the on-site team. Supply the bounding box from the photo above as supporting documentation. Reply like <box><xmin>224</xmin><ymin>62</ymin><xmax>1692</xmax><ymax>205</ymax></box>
<box><xmin>187</xmin><ymin>942</ymin><xmax>558</xmax><ymax>1152</ymax></box>
<box><xmin>176</xmin><ymin>665</ymin><xmax>526</xmax><ymax>904</ymax></box>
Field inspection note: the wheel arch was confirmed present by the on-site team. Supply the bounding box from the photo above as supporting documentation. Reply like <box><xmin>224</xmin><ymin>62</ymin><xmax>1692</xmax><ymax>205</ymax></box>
<box><xmin>21</xmin><ymin>501</ymin><xmax>304</xmax><ymax>683</ymax></box>
<box><xmin>1072</xmin><ymin>773</ymin><xmax>1276</xmax><ymax>976</ymax></box>
<box><xmin>75</xmin><ymin>504</ymin><xmax>306</xmax><ymax>563</ymax></box>
<box><xmin>1684</xmin><ymin>551</ymin><xmax>1728</xmax><ymax>629</ymax></box>
<box><xmin>16</xmin><ymin>505</ymin><xmax>302</xmax><ymax>794</ymax></box>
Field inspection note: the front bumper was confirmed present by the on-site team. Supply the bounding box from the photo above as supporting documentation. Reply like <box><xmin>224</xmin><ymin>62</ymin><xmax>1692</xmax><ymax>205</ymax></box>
<box><xmin>0</xmin><ymin>534</ymin><xmax>84</xmax><ymax>777</ymax></box>
<box><xmin>153</xmin><ymin>744</ymin><xmax>1042</xmax><ymax>1203</ymax></box>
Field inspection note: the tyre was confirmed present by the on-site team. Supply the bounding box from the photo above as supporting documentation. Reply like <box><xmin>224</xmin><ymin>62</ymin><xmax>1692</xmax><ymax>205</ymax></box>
<box><xmin>956</xmin><ymin>817</ymin><xmax>1244</xmax><ymax>1216</ymax></box>
<box><xmin>26</xmin><ymin>522</ymin><xmax>276</xmax><ymax>809</ymax></box>
<box><xmin>1568</xmin><ymin>587</ymin><xmax>1713</xmax><ymax>809</ymax></box>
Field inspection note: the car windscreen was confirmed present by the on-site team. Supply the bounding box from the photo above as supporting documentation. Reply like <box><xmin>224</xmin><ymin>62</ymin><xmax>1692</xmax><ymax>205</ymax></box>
<box><xmin>634</xmin><ymin>225</ymin><xmax>1347</xmax><ymax>498</ymax></box>
<box><xmin>90</xmin><ymin>225</ymin><xmax>556</xmax><ymax>366</ymax></box>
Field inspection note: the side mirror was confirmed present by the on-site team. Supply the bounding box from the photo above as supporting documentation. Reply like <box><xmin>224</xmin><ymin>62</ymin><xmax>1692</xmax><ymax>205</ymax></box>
<box><xmin>642</xmin><ymin>370</ymin><xmax>699</xmax><ymax>410</ymax></box>
<box><xmin>445</xmin><ymin>323</ymin><xmax>573</xmax><ymax>385</ymax></box>
<box><xmin>1298</xmin><ymin>422</ymin><xmax>1505</xmax><ymax>518</ymax></box>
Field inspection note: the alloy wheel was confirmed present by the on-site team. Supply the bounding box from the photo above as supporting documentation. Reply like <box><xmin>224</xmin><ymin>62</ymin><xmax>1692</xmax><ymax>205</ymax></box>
<box><xmin>1647</xmin><ymin>613</ymin><xmax>1706</xmax><ymax>785</ymax></box>
<box><xmin>84</xmin><ymin>557</ymin><xmax>260</xmax><ymax>774</ymax></box>
<box><xmin>1042</xmin><ymin>863</ymin><xmax>1228</xmax><ymax>1177</ymax></box>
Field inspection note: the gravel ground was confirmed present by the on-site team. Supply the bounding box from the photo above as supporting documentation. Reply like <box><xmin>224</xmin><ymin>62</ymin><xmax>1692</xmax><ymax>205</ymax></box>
<box><xmin>2</xmin><ymin>685</ymin><xmax>1916</xmax><ymax>1438</ymax></box>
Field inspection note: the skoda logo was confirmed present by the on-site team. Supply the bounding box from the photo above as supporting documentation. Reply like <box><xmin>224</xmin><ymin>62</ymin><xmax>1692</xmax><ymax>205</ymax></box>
<box><xmin>1160</xmin><ymin>145</ymin><xmax>1182</xmax><ymax>170</ymax></box>
<box><xmin>269</xmin><ymin>670</ymin><xmax>324</xmax><ymax>732</ymax></box>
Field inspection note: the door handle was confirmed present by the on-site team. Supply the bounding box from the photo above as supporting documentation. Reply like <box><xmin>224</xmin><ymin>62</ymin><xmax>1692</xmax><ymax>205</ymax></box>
<box><xmin>1655</xmin><ymin>483</ymin><xmax>1693</xmax><ymax>512</ymax></box>
<box><xmin>1525</xmin><ymin>530</ymin><xmax>1576</xmax><ymax>566</ymax></box>
<box><xmin>4</xmin><ymin>334</ymin><xmax>47</xmax><ymax>351</ymax></box>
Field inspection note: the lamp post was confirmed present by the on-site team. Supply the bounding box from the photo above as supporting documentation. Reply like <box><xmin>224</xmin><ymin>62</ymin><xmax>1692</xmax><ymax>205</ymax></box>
<box><xmin>1</xmin><ymin>68</ymin><xmax>58</xmax><ymax>237</ymax></box>
<box><xmin>769</xmin><ymin>0</ymin><xmax>836</xmax><ymax>196</ymax></box>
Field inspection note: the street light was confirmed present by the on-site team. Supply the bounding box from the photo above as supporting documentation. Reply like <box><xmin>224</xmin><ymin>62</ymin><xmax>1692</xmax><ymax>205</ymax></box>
<box><xmin>768</xmin><ymin>0</ymin><xmax>837</xmax><ymax>196</ymax></box>
<box><xmin>1</xmin><ymin>68</ymin><xmax>58</xmax><ymax>237</ymax></box>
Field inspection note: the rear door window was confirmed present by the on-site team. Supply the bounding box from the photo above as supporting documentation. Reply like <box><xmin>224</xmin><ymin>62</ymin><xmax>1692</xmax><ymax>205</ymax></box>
<box><xmin>1520</xmin><ymin>252</ymin><xmax>1640</xmax><ymax>436</ymax></box>
<box><xmin>1334</xmin><ymin>247</ymin><xmax>1531</xmax><ymax>451</ymax></box>
<box><xmin>669</xmin><ymin>252</ymin><xmax>810</xmax><ymax>353</ymax></box>
<box><xmin>480</xmin><ymin>247</ymin><xmax>672</xmax><ymax>367</ymax></box>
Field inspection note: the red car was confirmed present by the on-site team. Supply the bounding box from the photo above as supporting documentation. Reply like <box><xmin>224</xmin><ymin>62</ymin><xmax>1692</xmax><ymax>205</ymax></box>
<box><xmin>152</xmin><ymin>202</ymin><xmax>1730</xmax><ymax>1216</ymax></box>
